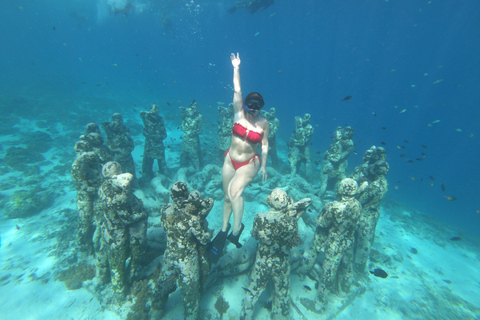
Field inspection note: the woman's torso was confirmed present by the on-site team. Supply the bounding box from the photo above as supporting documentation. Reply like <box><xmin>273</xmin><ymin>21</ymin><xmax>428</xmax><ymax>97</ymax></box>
<box><xmin>229</xmin><ymin>114</ymin><xmax>266</xmax><ymax>162</ymax></box>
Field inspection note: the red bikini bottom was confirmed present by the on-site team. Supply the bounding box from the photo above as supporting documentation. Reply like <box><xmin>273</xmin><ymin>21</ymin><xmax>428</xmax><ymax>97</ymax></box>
<box><xmin>224</xmin><ymin>149</ymin><xmax>261</xmax><ymax>171</ymax></box>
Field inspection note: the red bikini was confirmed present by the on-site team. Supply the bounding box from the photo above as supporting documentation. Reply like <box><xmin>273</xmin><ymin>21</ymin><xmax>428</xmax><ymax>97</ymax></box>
<box><xmin>226</xmin><ymin>123</ymin><xmax>263</xmax><ymax>170</ymax></box>
<box><xmin>232</xmin><ymin>122</ymin><xmax>263</xmax><ymax>144</ymax></box>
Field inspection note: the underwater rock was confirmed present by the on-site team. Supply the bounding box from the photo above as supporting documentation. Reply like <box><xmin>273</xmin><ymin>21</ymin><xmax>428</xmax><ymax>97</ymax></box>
<box><xmin>2</xmin><ymin>146</ymin><xmax>45</xmax><ymax>171</ymax></box>
<box><xmin>4</xmin><ymin>187</ymin><xmax>53</xmax><ymax>219</ymax></box>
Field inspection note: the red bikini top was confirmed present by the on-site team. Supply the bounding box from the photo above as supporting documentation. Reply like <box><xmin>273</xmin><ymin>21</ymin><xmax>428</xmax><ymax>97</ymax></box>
<box><xmin>232</xmin><ymin>122</ymin><xmax>263</xmax><ymax>144</ymax></box>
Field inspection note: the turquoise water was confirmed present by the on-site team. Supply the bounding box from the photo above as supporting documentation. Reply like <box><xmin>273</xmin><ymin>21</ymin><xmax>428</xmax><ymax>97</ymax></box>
<box><xmin>0</xmin><ymin>1</ymin><xmax>479</xmax><ymax>319</ymax></box>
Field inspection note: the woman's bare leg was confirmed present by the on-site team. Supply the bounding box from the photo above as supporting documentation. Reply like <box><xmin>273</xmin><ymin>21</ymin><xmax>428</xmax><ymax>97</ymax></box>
<box><xmin>222</xmin><ymin>156</ymin><xmax>236</xmax><ymax>232</ymax></box>
<box><xmin>228</xmin><ymin>157</ymin><xmax>260</xmax><ymax>235</ymax></box>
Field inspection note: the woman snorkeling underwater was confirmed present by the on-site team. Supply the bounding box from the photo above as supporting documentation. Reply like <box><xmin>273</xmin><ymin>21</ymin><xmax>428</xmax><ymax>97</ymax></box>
<box><xmin>206</xmin><ymin>53</ymin><xmax>269</xmax><ymax>263</ymax></box>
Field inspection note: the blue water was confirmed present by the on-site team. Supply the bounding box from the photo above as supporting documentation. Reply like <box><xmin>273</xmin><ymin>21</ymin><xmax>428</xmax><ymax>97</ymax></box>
<box><xmin>1</xmin><ymin>1</ymin><xmax>480</xmax><ymax>319</ymax></box>
<box><xmin>2</xmin><ymin>0</ymin><xmax>478</xmax><ymax>234</ymax></box>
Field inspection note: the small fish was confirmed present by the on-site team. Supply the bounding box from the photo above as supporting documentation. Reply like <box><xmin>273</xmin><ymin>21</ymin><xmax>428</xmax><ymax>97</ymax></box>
<box><xmin>442</xmin><ymin>279</ymin><xmax>452</xmax><ymax>284</ymax></box>
<box><xmin>52</xmin><ymin>26</ymin><xmax>56</xmax><ymax>31</ymax></box>
<box><xmin>404</xmin><ymin>140</ymin><xmax>409</xmax><ymax>143</ymax></box>
<box><xmin>370</xmin><ymin>268</ymin><xmax>388</xmax><ymax>279</ymax></box>
<box><xmin>411</xmin><ymin>177</ymin><xmax>416</xmax><ymax>181</ymax></box>
<box><xmin>401</xmin><ymin>146</ymin><xmax>406</xmax><ymax>149</ymax></box>
<box><xmin>476</xmin><ymin>210</ymin><xmax>480</xmax><ymax>214</ymax></box>
<box><xmin>422</xmin><ymin>144</ymin><xmax>428</xmax><ymax>149</ymax></box>
<box><xmin>449</xmin><ymin>236</ymin><xmax>461</xmax><ymax>241</ymax></box>
<box><xmin>455</xmin><ymin>128</ymin><xmax>463</xmax><ymax>132</ymax></box>
<box><xmin>408</xmin><ymin>160</ymin><xmax>414</xmax><ymax>163</ymax></box>
<box><xmin>380</xmin><ymin>141</ymin><xmax>386</xmax><ymax>145</ymax></box>
<box><xmin>372</xmin><ymin>112</ymin><xmax>377</xmax><ymax>116</ymax></box>
<box><xmin>429</xmin><ymin>182</ymin><xmax>434</xmax><ymax>186</ymax></box>
<box><xmin>441</xmin><ymin>184</ymin><xmax>446</xmax><ymax>192</ymax></box>
<box><xmin>444</xmin><ymin>196</ymin><xmax>457</xmax><ymax>201</ymax></box>
<box><xmin>400</xmin><ymin>154</ymin><xmax>406</xmax><ymax>157</ymax></box>
<box><xmin>316</xmin><ymin>151</ymin><xmax>321</xmax><ymax>154</ymax></box>
<box><xmin>432</xmin><ymin>79</ymin><xmax>443</xmax><ymax>84</ymax></box>
<box><xmin>416</xmin><ymin>158</ymin><xmax>423</xmax><ymax>161</ymax></box>
<box><xmin>381</xmin><ymin>126</ymin><xmax>387</xmax><ymax>130</ymax></box>
<box><xmin>15</xmin><ymin>225</ymin><xmax>20</xmax><ymax>230</ymax></box>
<box><xmin>303</xmin><ymin>285</ymin><xmax>312</xmax><ymax>291</ymax></box>
<box><xmin>341</xmin><ymin>95</ymin><xmax>352</xmax><ymax>101</ymax></box>
<box><xmin>429</xmin><ymin>176</ymin><xmax>435</xmax><ymax>180</ymax></box>
<box><xmin>242</xmin><ymin>287</ymin><xmax>252</xmax><ymax>293</ymax></box>
<box><xmin>431</xmin><ymin>120</ymin><xmax>441</xmax><ymax>124</ymax></box>
<box><xmin>399</xmin><ymin>109</ymin><xmax>407</xmax><ymax>114</ymax></box>
<box><xmin>166</xmin><ymin>102</ymin><xmax>171</xmax><ymax>106</ymax></box>
<box><xmin>410</xmin><ymin>247</ymin><xmax>418</xmax><ymax>254</ymax></box>
<box><xmin>314</xmin><ymin>161</ymin><xmax>319</xmax><ymax>165</ymax></box>
<box><xmin>422</xmin><ymin>153</ymin><xmax>426</xmax><ymax>157</ymax></box>
<box><xmin>254</xmin><ymin>32</ymin><xmax>260</xmax><ymax>36</ymax></box>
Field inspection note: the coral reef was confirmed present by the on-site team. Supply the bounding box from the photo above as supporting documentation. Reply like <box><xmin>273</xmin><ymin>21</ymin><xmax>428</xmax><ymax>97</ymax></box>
<box><xmin>4</xmin><ymin>187</ymin><xmax>53</xmax><ymax>219</ymax></box>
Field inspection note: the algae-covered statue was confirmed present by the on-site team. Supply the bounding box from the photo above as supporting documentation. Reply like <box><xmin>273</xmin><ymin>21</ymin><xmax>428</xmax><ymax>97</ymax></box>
<box><xmin>287</xmin><ymin>113</ymin><xmax>314</xmax><ymax>179</ymax></box>
<box><xmin>241</xmin><ymin>188</ymin><xmax>311</xmax><ymax>320</ymax></box>
<box><xmin>140</xmin><ymin>104</ymin><xmax>169</xmax><ymax>180</ymax></box>
<box><xmin>217</xmin><ymin>103</ymin><xmax>234</xmax><ymax>159</ymax></box>
<box><xmin>300</xmin><ymin>178</ymin><xmax>362</xmax><ymax>308</ymax></box>
<box><xmin>261</xmin><ymin>107</ymin><xmax>280</xmax><ymax>169</ymax></box>
<box><xmin>151</xmin><ymin>181</ymin><xmax>213</xmax><ymax>320</ymax></box>
<box><xmin>95</xmin><ymin>161</ymin><xmax>147</xmax><ymax>296</ymax></box>
<box><xmin>71</xmin><ymin>138</ymin><xmax>103</xmax><ymax>253</ymax></box>
<box><xmin>317</xmin><ymin>126</ymin><xmax>354</xmax><ymax>197</ymax></box>
<box><xmin>180</xmin><ymin>101</ymin><xmax>203</xmax><ymax>171</ymax></box>
<box><xmin>351</xmin><ymin>151</ymin><xmax>389</xmax><ymax>274</ymax></box>
<box><xmin>101</xmin><ymin>113</ymin><xmax>136</xmax><ymax>179</ymax></box>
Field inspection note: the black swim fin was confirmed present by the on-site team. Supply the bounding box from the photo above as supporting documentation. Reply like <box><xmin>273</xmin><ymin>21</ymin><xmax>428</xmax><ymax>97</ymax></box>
<box><xmin>227</xmin><ymin>223</ymin><xmax>244</xmax><ymax>248</ymax></box>
<box><xmin>205</xmin><ymin>224</ymin><xmax>230</xmax><ymax>264</ymax></box>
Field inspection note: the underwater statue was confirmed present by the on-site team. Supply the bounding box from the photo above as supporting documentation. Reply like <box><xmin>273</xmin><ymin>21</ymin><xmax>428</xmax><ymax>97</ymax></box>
<box><xmin>180</xmin><ymin>101</ymin><xmax>203</xmax><ymax>171</ymax></box>
<box><xmin>351</xmin><ymin>150</ymin><xmax>389</xmax><ymax>274</ymax></box>
<box><xmin>140</xmin><ymin>104</ymin><xmax>169</xmax><ymax>181</ymax></box>
<box><xmin>71</xmin><ymin>137</ymin><xmax>103</xmax><ymax>253</ymax></box>
<box><xmin>241</xmin><ymin>188</ymin><xmax>311</xmax><ymax>320</ymax></box>
<box><xmin>81</xmin><ymin>122</ymin><xmax>114</xmax><ymax>164</ymax></box>
<box><xmin>101</xmin><ymin>113</ymin><xmax>137</xmax><ymax>180</ymax></box>
<box><xmin>95</xmin><ymin>161</ymin><xmax>147</xmax><ymax>296</ymax></box>
<box><xmin>261</xmin><ymin>107</ymin><xmax>280</xmax><ymax>169</ymax></box>
<box><xmin>287</xmin><ymin>113</ymin><xmax>314</xmax><ymax>179</ymax></box>
<box><xmin>317</xmin><ymin>126</ymin><xmax>354</xmax><ymax>197</ymax></box>
<box><xmin>151</xmin><ymin>181</ymin><xmax>213</xmax><ymax>320</ymax></box>
<box><xmin>217</xmin><ymin>103</ymin><xmax>234</xmax><ymax>159</ymax></box>
<box><xmin>298</xmin><ymin>178</ymin><xmax>362</xmax><ymax>308</ymax></box>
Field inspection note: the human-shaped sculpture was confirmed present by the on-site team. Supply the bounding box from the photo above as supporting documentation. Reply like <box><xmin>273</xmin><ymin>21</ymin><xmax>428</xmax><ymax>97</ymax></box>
<box><xmin>71</xmin><ymin>139</ymin><xmax>103</xmax><ymax>253</ymax></box>
<box><xmin>287</xmin><ymin>113</ymin><xmax>314</xmax><ymax>178</ymax></box>
<box><xmin>351</xmin><ymin>145</ymin><xmax>386</xmax><ymax>181</ymax></box>
<box><xmin>217</xmin><ymin>103</ymin><xmax>234</xmax><ymax>159</ymax></box>
<box><xmin>151</xmin><ymin>182</ymin><xmax>213</xmax><ymax>320</ymax></box>
<box><xmin>313</xmin><ymin>178</ymin><xmax>362</xmax><ymax>306</ymax></box>
<box><xmin>352</xmin><ymin>157</ymin><xmax>389</xmax><ymax>274</ymax></box>
<box><xmin>180</xmin><ymin>101</ymin><xmax>203</xmax><ymax>171</ymax></box>
<box><xmin>241</xmin><ymin>188</ymin><xmax>311</xmax><ymax>320</ymax></box>
<box><xmin>81</xmin><ymin>123</ymin><xmax>114</xmax><ymax>164</ymax></box>
<box><xmin>96</xmin><ymin>161</ymin><xmax>147</xmax><ymax>296</ymax></box>
<box><xmin>101</xmin><ymin>113</ymin><xmax>136</xmax><ymax>179</ymax></box>
<box><xmin>139</xmin><ymin>104</ymin><xmax>169</xmax><ymax>180</ymax></box>
<box><xmin>317</xmin><ymin>126</ymin><xmax>354</xmax><ymax>197</ymax></box>
<box><xmin>261</xmin><ymin>107</ymin><xmax>280</xmax><ymax>168</ymax></box>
